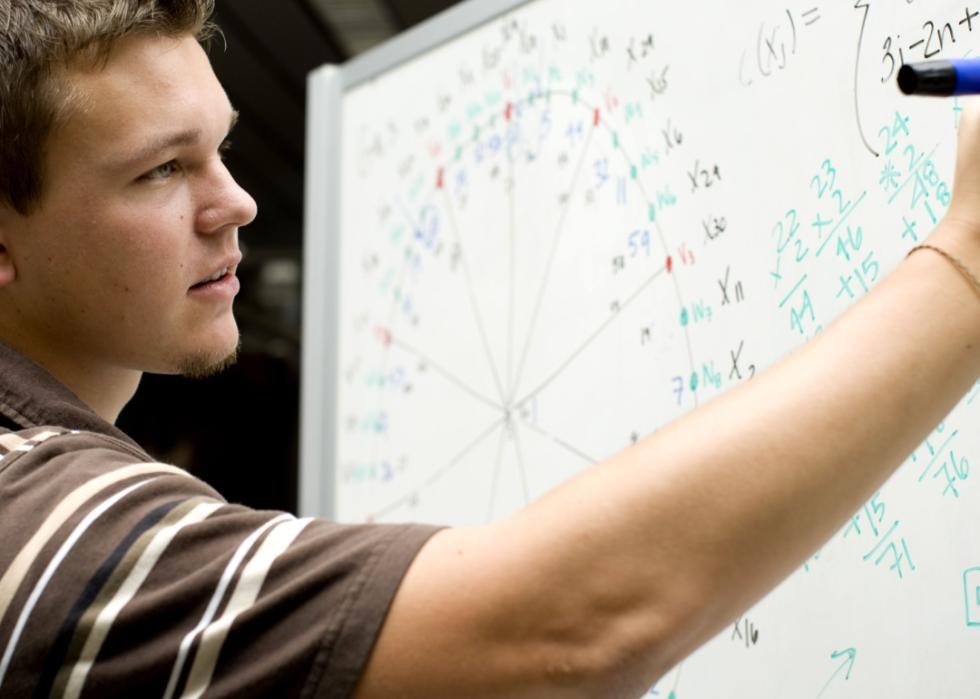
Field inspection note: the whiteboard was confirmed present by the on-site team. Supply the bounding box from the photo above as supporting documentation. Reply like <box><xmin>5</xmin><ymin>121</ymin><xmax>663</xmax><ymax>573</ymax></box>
<box><xmin>301</xmin><ymin>0</ymin><xmax>980</xmax><ymax>695</ymax></box>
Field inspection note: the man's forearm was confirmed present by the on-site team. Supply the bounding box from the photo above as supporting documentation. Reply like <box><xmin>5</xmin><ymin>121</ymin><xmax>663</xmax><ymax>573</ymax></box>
<box><xmin>496</xmin><ymin>217</ymin><xmax>980</xmax><ymax>688</ymax></box>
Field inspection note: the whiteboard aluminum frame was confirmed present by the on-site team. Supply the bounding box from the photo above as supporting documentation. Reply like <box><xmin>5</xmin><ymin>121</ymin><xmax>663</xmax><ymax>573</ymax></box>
<box><xmin>342</xmin><ymin>0</ymin><xmax>531</xmax><ymax>90</ymax></box>
<box><xmin>300</xmin><ymin>64</ymin><xmax>342</xmax><ymax>518</ymax></box>
<box><xmin>301</xmin><ymin>0</ymin><xmax>533</xmax><ymax>518</ymax></box>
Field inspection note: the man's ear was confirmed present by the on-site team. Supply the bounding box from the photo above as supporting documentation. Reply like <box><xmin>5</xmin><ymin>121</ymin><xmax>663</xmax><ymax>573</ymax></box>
<box><xmin>0</xmin><ymin>242</ymin><xmax>14</xmax><ymax>287</ymax></box>
<box><xmin>0</xmin><ymin>211</ymin><xmax>17</xmax><ymax>288</ymax></box>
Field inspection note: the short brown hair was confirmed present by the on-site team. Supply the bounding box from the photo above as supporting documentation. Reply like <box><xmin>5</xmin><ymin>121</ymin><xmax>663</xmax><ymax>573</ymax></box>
<box><xmin>0</xmin><ymin>0</ymin><xmax>217</xmax><ymax>215</ymax></box>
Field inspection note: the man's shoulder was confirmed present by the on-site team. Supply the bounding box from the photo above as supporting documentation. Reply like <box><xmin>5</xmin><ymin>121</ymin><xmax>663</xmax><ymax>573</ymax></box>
<box><xmin>0</xmin><ymin>424</ymin><xmax>75</xmax><ymax>460</ymax></box>
<box><xmin>0</xmin><ymin>424</ymin><xmax>153</xmax><ymax>470</ymax></box>
<box><xmin>0</xmin><ymin>423</ymin><xmax>215</xmax><ymax>508</ymax></box>
<box><xmin>0</xmin><ymin>420</ymin><xmax>442</xmax><ymax>698</ymax></box>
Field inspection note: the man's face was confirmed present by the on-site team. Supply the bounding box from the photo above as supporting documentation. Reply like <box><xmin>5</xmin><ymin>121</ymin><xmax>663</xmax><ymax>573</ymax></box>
<box><xmin>0</xmin><ymin>33</ymin><xmax>257</xmax><ymax>378</ymax></box>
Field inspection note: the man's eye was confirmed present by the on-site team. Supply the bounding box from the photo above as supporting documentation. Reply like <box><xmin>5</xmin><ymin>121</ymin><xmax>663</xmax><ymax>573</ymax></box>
<box><xmin>140</xmin><ymin>160</ymin><xmax>181</xmax><ymax>181</ymax></box>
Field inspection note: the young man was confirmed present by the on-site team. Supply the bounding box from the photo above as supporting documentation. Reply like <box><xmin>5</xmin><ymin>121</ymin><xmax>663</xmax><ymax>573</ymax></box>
<box><xmin>2</xmin><ymin>1</ymin><xmax>980</xmax><ymax>698</ymax></box>
<box><xmin>0</xmin><ymin>3</ymin><xmax>438</xmax><ymax>697</ymax></box>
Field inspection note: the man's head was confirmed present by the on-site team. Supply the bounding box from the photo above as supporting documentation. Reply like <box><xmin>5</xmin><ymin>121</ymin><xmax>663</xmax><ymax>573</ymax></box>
<box><xmin>0</xmin><ymin>1</ymin><xmax>258</xmax><ymax>420</ymax></box>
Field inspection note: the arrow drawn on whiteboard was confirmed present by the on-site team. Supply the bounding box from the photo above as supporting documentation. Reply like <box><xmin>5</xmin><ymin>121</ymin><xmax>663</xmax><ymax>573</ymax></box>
<box><xmin>853</xmin><ymin>1</ymin><xmax>879</xmax><ymax>157</ymax></box>
<box><xmin>816</xmin><ymin>647</ymin><xmax>857</xmax><ymax>698</ymax></box>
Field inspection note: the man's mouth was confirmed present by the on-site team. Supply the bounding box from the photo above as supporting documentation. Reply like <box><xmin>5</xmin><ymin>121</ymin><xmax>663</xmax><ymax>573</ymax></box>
<box><xmin>191</xmin><ymin>267</ymin><xmax>231</xmax><ymax>289</ymax></box>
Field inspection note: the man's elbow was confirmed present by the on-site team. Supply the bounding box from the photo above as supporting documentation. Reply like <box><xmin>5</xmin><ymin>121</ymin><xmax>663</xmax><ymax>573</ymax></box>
<box><xmin>533</xmin><ymin>597</ymin><xmax>687</xmax><ymax>699</ymax></box>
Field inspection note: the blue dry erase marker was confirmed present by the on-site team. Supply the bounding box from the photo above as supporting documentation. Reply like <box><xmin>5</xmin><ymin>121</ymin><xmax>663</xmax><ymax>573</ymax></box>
<box><xmin>897</xmin><ymin>59</ymin><xmax>980</xmax><ymax>96</ymax></box>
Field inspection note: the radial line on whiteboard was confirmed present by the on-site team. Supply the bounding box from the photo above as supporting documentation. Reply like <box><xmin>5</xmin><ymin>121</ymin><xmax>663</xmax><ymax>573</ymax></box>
<box><xmin>441</xmin><ymin>186</ymin><xmax>509</xmax><ymax>405</ymax></box>
<box><xmin>391</xmin><ymin>337</ymin><xmax>505</xmax><ymax>412</ymax></box>
<box><xmin>370</xmin><ymin>418</ymin><xmax>507</xmax><ymax>521</ymax></box>
<box><xmin>516</xmin><ymin>265</ymin><xmax>667</xmax><ymax>406</ymax></box>
<box><xmin>508</xmin><ymin>123</ymin><xmax>598</xmax><ymax>405</ymax></box>
<box><xmin>621</xmin><ymin>150</ymin><xmax>699</xmax><ymax>411</ymax></box>
<box><xmin>485</xmin><ymin>423</ymin><xmax>509</xmax><ymax>522</ymax></box>
<box><xmin>509</xmin><ymin>421</ymin><xmax>530</xmax><ymax>504</ymax></box>
<box><xmin>518</xmin><ymin>419</ymin><xmax>598</xmax><ymax>466</ymax></box>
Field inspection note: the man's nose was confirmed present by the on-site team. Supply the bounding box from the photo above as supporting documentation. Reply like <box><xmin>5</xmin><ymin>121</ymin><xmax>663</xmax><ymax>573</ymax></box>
<box><xmin>197</xmin><ymin>162</ymin><xmax>258</xmax><ymax>234</ymax></box>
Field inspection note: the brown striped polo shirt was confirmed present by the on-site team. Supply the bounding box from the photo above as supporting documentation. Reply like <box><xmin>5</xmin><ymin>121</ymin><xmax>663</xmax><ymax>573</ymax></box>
<box><xmin>0</xmin><ymin>341</ymin><xmax>441</xmax><ymax>698</ymax></box>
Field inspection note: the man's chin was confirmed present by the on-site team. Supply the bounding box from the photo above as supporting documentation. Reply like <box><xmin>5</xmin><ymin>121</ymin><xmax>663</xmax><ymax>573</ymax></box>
<box><xmin>175</xmin><ymin>343</ymin><xmax>241</xmax><ymax>379</ymax></box>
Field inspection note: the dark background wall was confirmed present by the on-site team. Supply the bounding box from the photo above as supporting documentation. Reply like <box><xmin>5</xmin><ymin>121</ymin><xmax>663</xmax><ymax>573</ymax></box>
<box><xmin>117</xmin><ymin>0</ymin><xmax>463</xmax><ymax>513</ymax></box>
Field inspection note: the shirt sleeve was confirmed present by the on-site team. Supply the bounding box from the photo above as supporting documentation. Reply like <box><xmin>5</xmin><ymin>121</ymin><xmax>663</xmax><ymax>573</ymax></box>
<box><xmin>0</xmin><ymin>430</ymin><xmax>442</xmax><ymax>699</ymax></box>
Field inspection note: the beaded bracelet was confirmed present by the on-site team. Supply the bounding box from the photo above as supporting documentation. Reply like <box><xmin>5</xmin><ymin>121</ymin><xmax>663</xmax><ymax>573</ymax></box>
<box><xmin>907</xmin><ymin>244</ymin><xmax>980</xmax><ymax>299</ymax></box>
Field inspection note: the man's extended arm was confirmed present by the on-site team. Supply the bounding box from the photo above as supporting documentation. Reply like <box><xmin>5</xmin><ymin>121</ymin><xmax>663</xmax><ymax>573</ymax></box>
<box><xmin>352</xmin><ymin>106</ymin><xmax>980</xmax><ymax>699</ymax></box>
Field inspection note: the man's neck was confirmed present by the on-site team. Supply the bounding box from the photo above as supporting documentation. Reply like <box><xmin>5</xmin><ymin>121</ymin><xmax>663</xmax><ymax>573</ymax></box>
<box><xmin>0</xmin><ymin>335</ymin><xmax>140</xmax><ymax>423</ymax></box>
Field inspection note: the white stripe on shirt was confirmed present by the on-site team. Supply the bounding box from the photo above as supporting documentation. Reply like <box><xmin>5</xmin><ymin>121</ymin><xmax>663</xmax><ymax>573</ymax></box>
<box><xmin>60</xmin><ymin>500</ymin><xmax>224</xmax><ymax>699</ymax></box>
<box><xmin>162</xmin><ymin>513</ymin><xmax>292</xmax><ymax>699</ymax></box>
<box><xmin>179</xmin><ymin>517</ymin><xmax>314</xmax><ymax>699</ymax></box>
<box><xmin>0</xmin><ymin>477</ymin><xmax>159</xmax><ymax>691</ymax></box>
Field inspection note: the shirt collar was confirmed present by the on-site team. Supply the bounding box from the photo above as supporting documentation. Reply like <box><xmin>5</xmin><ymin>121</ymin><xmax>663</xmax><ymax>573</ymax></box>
<box><xmin>0</xmin><ymin>340</ymin><xmax>141</xmax><ymax>447</ymax></box>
